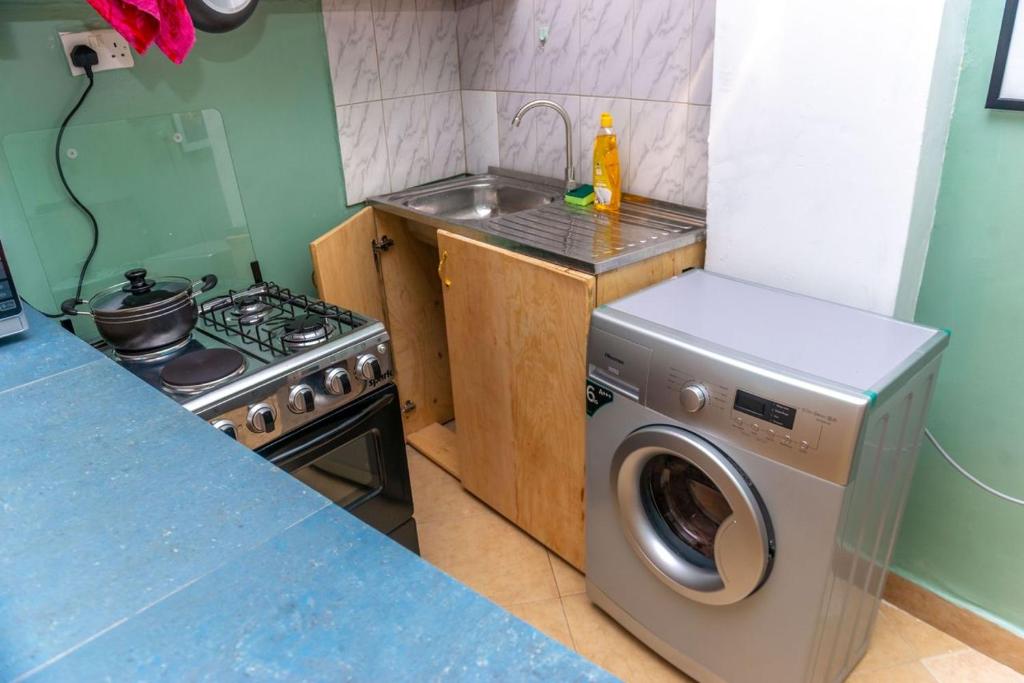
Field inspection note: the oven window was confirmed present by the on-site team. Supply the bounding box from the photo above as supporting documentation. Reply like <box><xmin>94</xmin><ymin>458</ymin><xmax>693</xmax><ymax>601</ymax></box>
<box><xmin>291</xmin><ymin>430</ymin><xmax>383</xmax><ymax>509</ymax></box>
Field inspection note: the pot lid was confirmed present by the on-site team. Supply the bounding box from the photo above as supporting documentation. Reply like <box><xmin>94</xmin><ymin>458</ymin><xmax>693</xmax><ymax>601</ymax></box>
<box><xmin>91</xmin><ymin>268</ymin><xmax>193</xmax><ymax>312</ymax></box>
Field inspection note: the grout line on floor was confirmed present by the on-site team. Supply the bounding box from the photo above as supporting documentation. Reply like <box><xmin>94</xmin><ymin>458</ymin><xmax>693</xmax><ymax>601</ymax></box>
<box><xmin>557</xmin><ymin>595</ymin><xmax>580</xmax><ymax>653</ymax></box>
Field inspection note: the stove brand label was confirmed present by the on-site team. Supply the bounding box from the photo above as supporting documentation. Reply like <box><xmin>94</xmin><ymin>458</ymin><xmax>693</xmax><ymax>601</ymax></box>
<box><xmin>366</xmin><ymin>370</ymin><xmax>395</xmax><ymax>388</ymax></box>
<box><xmin>586</xmin><ymin>379</ymin><xmax>614</xmax><ymax>417</ymax></box>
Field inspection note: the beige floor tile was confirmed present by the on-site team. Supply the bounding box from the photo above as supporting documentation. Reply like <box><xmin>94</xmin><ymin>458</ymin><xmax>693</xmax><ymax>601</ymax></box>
<box><xmin>506</xmin><ymin>598</ymin><xmax>575</xmax><ymax>649</ymax></box>
<box><xmin>561</xmin><ymin>594</ymin><xmax>694</xmax><ymax>683</ymax></box>
<box><xmin>923</xmin><ymin>649</ymin><xmax>1024</xmax><ymax>683</ymax></box>
<box><xmin>549</xmin><ymin>552</ymin><xmax>587</xmax><ymax>596</ymax></box>
<box><xmin>407</xmin><ymin>447</ymin><xmax>486</xmax><ymax>524</ymax></box>
<box><xmin>852</xmin><ymin>605</ymin><xmax>919</xmax><ymax>673</ymax></box>
<box><xmin>848</xmin><ymin>661</ymin><xmax>938</xmax><ymax>683</ymax></box>
<box><xmin>417</xmin><ymin>508</ymin><xmax>559</xmax><ymax>606</ymax></box>
<box><xmin>880</xmin><ymin>601</ymin><xmax>968</xmax><ymax>660</ymax></box>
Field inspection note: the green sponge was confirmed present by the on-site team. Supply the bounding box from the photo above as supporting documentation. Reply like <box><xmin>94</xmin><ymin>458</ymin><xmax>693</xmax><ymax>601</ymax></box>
<box><xmin>564</xmin><ymin>184</ymin><xmax>595</xmax><ymax>206</ymax></box>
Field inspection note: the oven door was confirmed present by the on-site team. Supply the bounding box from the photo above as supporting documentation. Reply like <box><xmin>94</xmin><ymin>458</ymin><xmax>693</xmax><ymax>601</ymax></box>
<box><xmin>257</xmin><ymin>383</ymin><xmax>414</xmax><ymax>545</ymax></box>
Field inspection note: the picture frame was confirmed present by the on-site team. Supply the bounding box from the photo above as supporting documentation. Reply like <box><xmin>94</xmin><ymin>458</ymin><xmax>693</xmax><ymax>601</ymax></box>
<box><xmin>987</xmin><ymin>0</ymin><xmax>1024</xmax><ymax>110</ymax></box>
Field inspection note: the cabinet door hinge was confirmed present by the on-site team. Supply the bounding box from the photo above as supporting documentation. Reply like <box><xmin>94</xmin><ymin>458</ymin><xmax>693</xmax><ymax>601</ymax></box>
<box><xmin>373</xmin><ymin>235</ymin><xmax>395</xmax><ymax>253</ymax></box>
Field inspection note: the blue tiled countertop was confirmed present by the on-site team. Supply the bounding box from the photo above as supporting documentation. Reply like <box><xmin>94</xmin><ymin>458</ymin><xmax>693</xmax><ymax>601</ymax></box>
<box><xmin>0</xmin><ymin>308</ymin><xmax>614</xmax><ymax>682</ymax></box>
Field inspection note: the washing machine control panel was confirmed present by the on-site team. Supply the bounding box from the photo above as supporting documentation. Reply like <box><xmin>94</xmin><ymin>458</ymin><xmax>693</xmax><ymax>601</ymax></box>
<box><xmin>733</xmin><ymin>389</ymin><xmax>796</xmax><ymax>429</ymax></box>
<box><xmin>587</xmin><ymin>323</ymin><xmax>869</xmax><ymax>485</ymax></box>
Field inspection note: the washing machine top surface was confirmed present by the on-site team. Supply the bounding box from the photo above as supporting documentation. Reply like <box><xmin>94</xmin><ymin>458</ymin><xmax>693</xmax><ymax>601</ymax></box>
<box><xmin>603</xmin><ymin>269</ymin><xmax>947</xmax><ymax>392</ymax></box>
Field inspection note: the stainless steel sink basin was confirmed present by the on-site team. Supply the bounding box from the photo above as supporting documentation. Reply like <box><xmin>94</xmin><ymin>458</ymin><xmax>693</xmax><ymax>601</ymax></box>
<box><xmin>399</xmin><ymin>176</ymin><xmax>559</xmax><ymax>221</ymax></box>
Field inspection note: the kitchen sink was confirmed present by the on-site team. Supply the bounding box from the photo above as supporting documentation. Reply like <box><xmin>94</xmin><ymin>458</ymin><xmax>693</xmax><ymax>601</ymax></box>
<box><xmin>399</xmin><ymin>176</ymin><xmax>559</xmax><ymax>221</ymax></box>
<box><xmin>368</xmin><ymin>169</ymin><xmax>706</xmax><ymax>274</ymax></box>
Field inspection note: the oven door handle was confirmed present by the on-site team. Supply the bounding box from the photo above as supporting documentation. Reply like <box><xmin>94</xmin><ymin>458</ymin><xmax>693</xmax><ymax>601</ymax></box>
<box><xmin>267</xmin><ymin>392</ymin><xmax>394</xmax><ymax>467</ymax></box>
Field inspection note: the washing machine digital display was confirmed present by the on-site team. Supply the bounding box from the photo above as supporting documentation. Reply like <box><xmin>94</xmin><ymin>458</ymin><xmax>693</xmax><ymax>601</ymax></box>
<box><xmin>734</xmin><ymin>389</ymin><xmax>797</xmax><ymax>429</ymax></box>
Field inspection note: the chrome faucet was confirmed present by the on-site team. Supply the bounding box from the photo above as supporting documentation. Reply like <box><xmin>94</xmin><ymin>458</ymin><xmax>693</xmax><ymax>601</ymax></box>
<box><xmin>511</xmin><ymin>99</ymin><xmax>577</xmax><ymax>192</ymax></box>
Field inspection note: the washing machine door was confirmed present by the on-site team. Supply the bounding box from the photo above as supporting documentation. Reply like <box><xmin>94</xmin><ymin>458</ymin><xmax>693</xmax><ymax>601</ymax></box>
<box><xmin>613</xmin><ymin>425</ymin><xmax>773</xmax><ymax>606</ymax></box>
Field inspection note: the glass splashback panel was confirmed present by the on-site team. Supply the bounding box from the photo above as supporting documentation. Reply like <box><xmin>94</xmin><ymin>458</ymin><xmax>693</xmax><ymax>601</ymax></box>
<box><xmin>3</xmin><ymin>109</ymin><xmax>256</xmax><ymax>333</ymax></box>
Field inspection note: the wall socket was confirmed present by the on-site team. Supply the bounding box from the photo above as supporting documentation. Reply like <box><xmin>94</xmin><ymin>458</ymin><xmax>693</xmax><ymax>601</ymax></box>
<box><xmin>59</xmin><ymin>29</ymin><xmax>135</xmax><ymax>76</ymax></box>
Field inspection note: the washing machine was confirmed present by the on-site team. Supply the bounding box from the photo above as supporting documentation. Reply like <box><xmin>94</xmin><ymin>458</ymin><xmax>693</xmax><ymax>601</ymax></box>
<box><xmin>585</xmin><ymin>270</ymin><xmax>948</xmax><ymax>683</ymax></box>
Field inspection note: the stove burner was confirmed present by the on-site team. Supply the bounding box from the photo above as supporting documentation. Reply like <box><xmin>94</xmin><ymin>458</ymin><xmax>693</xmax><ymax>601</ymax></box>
<box><xmin>229</xmin><ymin>294</ymin><xmax>272</xmax><ymax>325</ymax></box>
<box><xmin>198</xmin><ymin>281</ymin><xmax>370</xmax><ymax>359</ymax></box>
<box><xmin>114</xmin><ymin>336</ymin><xmax>193</xmax><ymax>364</ymax></box>
<box><xmin>280</xmin><ymin>314</ymin><xmax>332</xmax><ymax>351</ymax></box>
<box><xmin>160</xmin><ymin>348</ymin><xmax>247</xmax><ymax>394</ymax></box>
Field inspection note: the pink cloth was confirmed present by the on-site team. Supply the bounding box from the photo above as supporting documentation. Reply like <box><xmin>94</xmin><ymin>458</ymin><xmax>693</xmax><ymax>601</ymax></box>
<box><xmin>86</xmin><ymin>0</ymin><xmax>195</xmax><ymax>64</ymax></box>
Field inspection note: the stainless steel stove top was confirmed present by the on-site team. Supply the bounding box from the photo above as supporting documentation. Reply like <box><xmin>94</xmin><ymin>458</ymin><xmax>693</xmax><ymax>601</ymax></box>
<box><xmin>105</xmin><ymin>281</ymin><xmax>394</xmax><ymax>448</ymax></box>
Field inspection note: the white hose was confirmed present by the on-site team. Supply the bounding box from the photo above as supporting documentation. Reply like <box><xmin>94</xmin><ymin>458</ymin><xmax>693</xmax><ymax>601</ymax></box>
<box><xmin>925</xmin><ymin>429</ymin><xmax>1024</xmax><ymax>507</ymax></box>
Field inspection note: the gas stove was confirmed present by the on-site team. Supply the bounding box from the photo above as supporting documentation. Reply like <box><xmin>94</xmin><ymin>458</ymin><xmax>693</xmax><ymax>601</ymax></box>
<box><xmin>106</xmin><ymin>281</ymin><xmax>394</xmax><ymax>449</ymax></box>
<box><xmin>101</xmin><ymin>280</ymin><xmax>416</xmax><ymax>552</ymax></box>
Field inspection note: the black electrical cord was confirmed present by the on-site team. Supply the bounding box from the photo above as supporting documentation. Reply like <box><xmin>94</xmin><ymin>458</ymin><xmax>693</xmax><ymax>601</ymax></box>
<box><xmin>34</xmin><ymin>56</ymin><xmax>100</xmax><ymax>319</ymax></box>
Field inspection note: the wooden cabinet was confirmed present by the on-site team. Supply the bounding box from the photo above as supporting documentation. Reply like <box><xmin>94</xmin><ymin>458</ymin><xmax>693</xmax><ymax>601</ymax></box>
<box><xmin>437</xmin><ymin>230</ymin><xmax>596</xmax><ymax>567</ymax></box>
<box><xmin>311</xmin><ymin>208</ymin><xmax>454</xmax><ymax>435</ymax></box>
<box><xmin>313</xmin><ymin>209</ymin><xmax>704</xmax><ymax>570</ymax></box>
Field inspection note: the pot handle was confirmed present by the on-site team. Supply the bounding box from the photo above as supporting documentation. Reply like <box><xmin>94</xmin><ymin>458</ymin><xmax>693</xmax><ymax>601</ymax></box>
<box><xmin>191</xmin><ymin>274</ymin><xmax>218</xmax><ymax>295</ymax></box>
<box><xmin>61</xmin><ymin>298</ymin><xmax>92</xmax><ymax>317</ymax></box>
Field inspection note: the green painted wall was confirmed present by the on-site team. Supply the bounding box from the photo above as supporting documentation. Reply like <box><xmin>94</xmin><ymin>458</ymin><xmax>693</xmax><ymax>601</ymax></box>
<box><xmin>0</xmin><ymin>0</ymin><xmax>352</xmax><ymax>314</ymax></box>
<box><xmin>894</xmin><ymin>0</ymin><xmax>1024</xmax><ymax>635</ymax></box>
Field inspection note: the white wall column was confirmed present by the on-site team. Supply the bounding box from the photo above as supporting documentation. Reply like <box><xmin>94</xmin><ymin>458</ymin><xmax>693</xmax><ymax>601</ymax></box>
<box><xmin>705</xmin><ymin>0</ymin><xmax>969</xmax><ymax>318</ymax></box>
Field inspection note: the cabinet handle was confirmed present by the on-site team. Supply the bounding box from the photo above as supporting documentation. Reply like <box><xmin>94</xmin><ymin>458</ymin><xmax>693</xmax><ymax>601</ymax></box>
<box><xmin>438</xmin><ymin>249</ymin><xmax>451</xmax><ymax>287</ymax></box>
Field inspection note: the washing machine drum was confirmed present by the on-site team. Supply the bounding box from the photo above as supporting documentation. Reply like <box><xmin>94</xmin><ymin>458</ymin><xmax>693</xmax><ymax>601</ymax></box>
<box><xmin>613</xmin><ymin>425</ymin><xmax>774</xmax><ymax>606</ymax></box>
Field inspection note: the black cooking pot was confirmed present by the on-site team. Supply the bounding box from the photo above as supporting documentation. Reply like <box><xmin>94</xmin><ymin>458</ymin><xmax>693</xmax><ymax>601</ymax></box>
<box><xmin>62</xmin><ymin>268</ymin><xmax>217</xmax><ymax>352</ymax></box>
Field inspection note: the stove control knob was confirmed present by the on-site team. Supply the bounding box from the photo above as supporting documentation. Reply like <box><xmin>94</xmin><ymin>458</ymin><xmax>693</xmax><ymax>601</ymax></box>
<box><xmin>324</xmin><ymin>367</ymin><xmax>353</xmax><ymax>396</ymax></box>
<box><xmin>680</xmin><ymin>382</ymin><xmax>709</xmax><ymax>413</ymax></box>
<box><xmin>288</xmin><ymin>384</ymin><xmax>316</xmax><ymax>414</ymax></box>
<box><xmin>357</xmin><ymin>354</ymin><xmax>383</xmax><ymax>382</ymax></box>
<box><xmin>211</xmin><ymin>419</ymin><xmax>237</xmax><ymax>439</ymax></box>
<box><xmin>247</xmin><ymin>403</ymin><xmax>277</xmax><ymax>433</ymax></box>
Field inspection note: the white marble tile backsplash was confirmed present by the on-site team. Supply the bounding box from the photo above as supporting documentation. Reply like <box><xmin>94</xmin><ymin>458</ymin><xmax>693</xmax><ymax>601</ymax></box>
<box><xmin>579</xmin><ymin>0</ymin><xmax>633</xmax><ymax>99</ymax></box>
<box><xmin>683</xmin><ymin>104</ymin><xmax>710</xmax><ymax>208</ymax></box>
<box><xmin>534</xmin><ymin>0</ymin><xmax>580</xmax><ymax>95</ymax></box>
<box><xmin>454</xmin><ymin>0</ymin><xmax>714</xmax><ymax>208</ymax></box>
<box><xmin>427</xmin><ymin>91</ymin><xmax>468</xmax><ymax>180</ymax></box>
<box><xmin>324</xmin><ymin>0</ymin><xmax>714</xmax><ymax>208</ymax></box>
<box><xmin>631</xmin><ymin>0</ymin><xmax>694</xmax><ymax>102</ymax></box>
<box><xmin>383</xmin><ymin>95</ymin><xmax>432</xmax><ymax>190</ymax></box>
<box><xmin>496</xmin><ymin>91</ymin><xmax>538</xmax><ymax>173</ymax></box>
<box><xmin>455</xmin><ymin>0</ymin><xmax>496</xmax><ymax>90</ymax></box>
<box><xmin>462</xmin><ymin>90</ymin><xmax>501</xmax><ymax>173</ymax></box>
<box><xmin>628</xmin><ymin>100</ymin><xmax>688</xmax><ymax>203</ymax></box>
<box><xmin>323</xmin><ymin>0</ymin><xmax>381</xmax><ymax>107</ymax></box>
<box><xmin>419</xmin><ymin>0</ymin><xmax>461</xmax><ymax>93</ymax></box>
<box><xmin>337</xmin><ymin>101</ymin><xmax>392</xmax><ymax>204</ymax></box>
<box><xmin>325</xmin><ymin>0</ymin><xmax>468</xmax><ymax>204</ymax></box>
<box><xmin>493</xmin><ymin>0</ymin><xmax>536</xmax><ymax>92</ymax></box>
<box><xmin>374</xmin><ymin>10</ymin><xmax>423</xmax><ymax>99</ymax></box>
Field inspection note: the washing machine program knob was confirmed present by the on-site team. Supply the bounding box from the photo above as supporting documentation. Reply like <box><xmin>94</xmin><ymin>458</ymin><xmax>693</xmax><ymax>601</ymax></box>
<box><xmin>680</xmin><ymin>382</ymin><xmax>709</xmax><ymax>413</ymax></box>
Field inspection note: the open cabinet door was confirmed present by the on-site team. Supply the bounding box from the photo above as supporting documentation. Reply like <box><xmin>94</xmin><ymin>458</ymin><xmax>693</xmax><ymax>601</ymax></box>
<box><xmin>310</xmin><ymin>207</ymin><xmax>385</xmax><ymax>322</ymax></box>
<box><xmin>371</xmin><ymin>213</ymin><xmax>455</xmax><ymax>435</ymax></box>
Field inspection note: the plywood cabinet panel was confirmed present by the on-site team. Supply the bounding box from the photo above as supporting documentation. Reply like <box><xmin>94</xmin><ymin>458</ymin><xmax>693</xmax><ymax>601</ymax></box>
<box><xmin>438</xmin><ymin>229</ymin><xmax>595</xmax><ymax>568</ymax></box>
<box><xmin>374</xmin><ymin>212</ymin><xmax>455</xmax><ymax>434</ymax></box>
<box><xmin>310</xmin><ymin>207</ymin><xmax>386</xmax><ymax>321</ymax></box>
<box><xmin>595</xmin><ymin>240</ymin><xmax>705</xmax><ymax>305</ymax></box>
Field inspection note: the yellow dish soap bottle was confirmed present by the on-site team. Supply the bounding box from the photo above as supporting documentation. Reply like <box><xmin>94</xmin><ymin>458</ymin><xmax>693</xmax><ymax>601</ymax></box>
<box><xmin>593</xmin><ymin>112</ymin><xmax>621</xmax><ymax>211</ymax></box>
